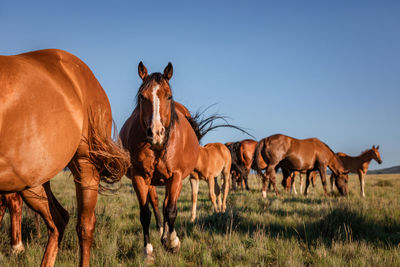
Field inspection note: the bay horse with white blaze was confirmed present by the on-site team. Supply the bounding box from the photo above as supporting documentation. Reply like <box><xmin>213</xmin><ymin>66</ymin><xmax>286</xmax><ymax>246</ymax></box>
<box><xmin>254</xmin><ymin>134</ymin><xmax>349</xmax><ymax>197</ymax></box>
<box><xmin>0</xmin><ymin>49</ymin><xmax>130</xmax><ymax>267</ymax></box>
<box><xmin>330</xmin><ymin>145</ymin><xmax>382</xmax><ymax>197</ymax></box>
<box><xmin>189</xmin><ymin>143</ymin><xmax>231</xmax><ymax>222</ymax></box>
<box><xmin>120</xmin><ymin>62</ymin><xmax>201</xmax><ymax>261</ymax></box>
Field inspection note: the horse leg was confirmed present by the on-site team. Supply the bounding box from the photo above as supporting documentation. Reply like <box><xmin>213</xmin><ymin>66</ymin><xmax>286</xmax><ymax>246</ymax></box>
<box><xmin>299</xmin><ymin>173</ymin><xmax>304</xmax><ymax>194</ymax></box>
<box><xmin>304</xmin><ymin>171</ymin><xmax>311</xmax><ymax>196</ymax></box>
<box><xmin>291</xmin><ymin>173</ymin><xmax>298</xmax><ymax>195</ymax></box>
<box><xmin>206</xmin><ymin>177</ymin><xmax>219</xmax><ymax>212</ymax></box>
<box><xmin>329</xmin><ymin>173</ymin><xmax>335</xmax><ymax>193</ymax></box>
<box><xmin>130</xmin><ymin>174</ymin><xmax>153</xmax><ymax>260</ymax></box>
<box><xmin>214</xmin><ymin>177</ymin><xmax>222</xmax><ymax>212</ymax></box>
<box><xmin>20</xmin><ymin>182</ymin><xmax>67</xmax><ymax>267</ymax></box>
<box><xmin>189</xmin><ymin>177</ymin><xmax>199</xmax><ymax>222</ymax></box>
<box><xmin>161</xmin><ymin>174</ymin><xmax>183</xmax><ymax>253</ymax></box>
<box><xmin>221</xmin><ymin>168</ymin><xmax>230</xmax><ymax>212</ymax></box>
<box><xmin>265</xmin><ymin>165</ymin><xmax>279</xmax><ymax>197</ymax></box>
<box><xmin>69</xmin><ymin>158</ymin><xmax>100</xmax><ymax>267</ymax></box>
<box><xmin>318</xmin><ymin>167</ymin><xmax>329</xmax><ymax>196</ymax></box>
<box><xmin>5</xmin><ymin>193</ymin><xmax>24</xmax><ymax>254</ymax></box>
<box><xmin>149</xmin><ymin>186</ymin><xmax>163</xmax><ymax>235</ymax></box>
<box><xmin>359</xmin><ymin>171</ymin><xmax>366</xmax><ymax>197</ymax></box>
<box><xmin>0</xmin><ymin>195</ymin><xmax>6</xmax><ymax>225</ymax></box>
<box><xmin>258</xmin><ymin>170</ymin><xmax>269</xmax><ymax>198</ymax></box>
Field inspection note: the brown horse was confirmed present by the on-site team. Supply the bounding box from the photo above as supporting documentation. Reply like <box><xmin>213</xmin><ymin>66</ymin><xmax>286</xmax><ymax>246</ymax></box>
<box><xmin>330</xmin><ymin>145</ymin><xmax>382</xmax><ymax>197</ymax></box>
<box><xmin>0</xmin><ymin>49</ymin><xmax>130</xmax><ymax>267</ymax></box>
<box><xmin>254</xmin><ymin>134</ymin><xmax>349</xmax><ymax>197</ymax></box>
<box><xmin>120</xmin><ymin>62</ymin><xmax>201</xmax><ymax>261</ymax></box>
<box><xmin>0</xmin><ymin>193</ymin><xmax>41</xmax><ymax>254</ymax></box>
<box><xmin>225</xmin><ymin>139</ymin><xmax>257</xmax><ymax>190</ymax></box>
<box><xmin>189</xmin><ymin>143</ymin><xmax>231</xmax><ymax>222</ymax></box>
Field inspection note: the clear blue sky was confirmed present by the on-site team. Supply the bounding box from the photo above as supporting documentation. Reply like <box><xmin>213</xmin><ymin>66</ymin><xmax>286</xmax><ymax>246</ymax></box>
<box><xmin>1</xmin><ymin>1</ymin><xmax>399</xmax><ymax>169</ymax></box>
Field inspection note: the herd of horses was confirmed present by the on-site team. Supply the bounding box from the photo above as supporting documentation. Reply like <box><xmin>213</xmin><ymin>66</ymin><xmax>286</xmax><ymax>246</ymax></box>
<box><xmin>0</xmin><ymin>49</ymin><xmax>383</xmax><ymax>266</ymax></box>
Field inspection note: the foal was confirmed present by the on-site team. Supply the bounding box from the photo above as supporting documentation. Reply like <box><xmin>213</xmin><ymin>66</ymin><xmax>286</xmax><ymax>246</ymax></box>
<box><xmin>330</xmin><ymin>145</ymin><xmax>382</xmax><ymax>197</ymax></box>
<box><xmin>189</xmin><ymin>143</ymin><xmax>231</xmax><ymax>221</ymax></box>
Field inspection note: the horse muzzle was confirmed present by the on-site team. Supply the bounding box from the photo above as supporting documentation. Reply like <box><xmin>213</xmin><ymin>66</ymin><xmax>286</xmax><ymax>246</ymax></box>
<box><xmin>146</xmin><ymin>127</ymin><xmax>166</xmax><ymax>149</ymax></box>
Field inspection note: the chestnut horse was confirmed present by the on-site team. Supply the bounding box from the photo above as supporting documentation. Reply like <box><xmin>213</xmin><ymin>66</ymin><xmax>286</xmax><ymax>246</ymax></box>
<box><xmin>330</xmin><ymin>145</ymin><xmax>382</xmax><ymax>197</ymax></box>
<box><xmin>0</xmin><ymin>49</ymin><xmax>130</xmax><ymax>267</ymax></box>
<box><xmin>225</xmin><ymin>139</ymin><xmax>257</xmax><ymax>190</ymax></box>
<box><xmin>189</xmin><ymin>143</ymin><xmax>231</xmax><ymax>222</ymax></box>
<box><xmin>254</xmin><ymin>134</ymin><xmax>349</xmax><ymax>197</ymax></box>
<box><xmin>120</xmin><ymin>62</ymin><xmax>201</xmax><ymax>261</ymax></box>
<box><xmin>0</xmin><ymin>193</ymin><xmax>41</xmax><ymax>253</ymax></box>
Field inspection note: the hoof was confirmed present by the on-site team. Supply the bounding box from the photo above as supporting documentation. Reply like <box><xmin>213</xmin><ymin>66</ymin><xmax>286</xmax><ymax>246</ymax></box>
<box><xmin>162</xmin><ymin>231</ymin><xmax>180</xmax><ymax>253</ymax></box>
<box><xmin>12</xmin><ymin>242</ymin><xmax>25</xmax><ymax>255</ymax></box>
<box><xmin>262</xmin><ymin>190</ymin><xmax>267</xmax><ymax>198</ymax></box>
<box><xmin>190</xmin><ymin>217</ymin><xmax>195</xmax><ymax>223</ymax></box>
<box><xmin>143</xmin><ymin>244</ymin><xmax>155</xmax><ymax>265</ymax></box>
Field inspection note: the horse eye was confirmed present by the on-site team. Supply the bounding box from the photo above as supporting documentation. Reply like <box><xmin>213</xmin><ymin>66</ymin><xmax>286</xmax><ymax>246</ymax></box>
<box><xmin>138</xmin><ymin>94</ymin><xmax>144</xmax><ymax>100</ymax></box>
<box><xmin>167</xmin><ymin>95</ymin><xmax>172</xmax><ymax>100</ymax></box>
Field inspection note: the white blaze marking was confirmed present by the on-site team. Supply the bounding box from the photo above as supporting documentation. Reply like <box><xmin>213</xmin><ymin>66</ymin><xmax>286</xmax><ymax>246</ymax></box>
<box><xmin>152</xmin><ymin>85</ymin><xmax>161</xmax><ymax>127</ymax></box>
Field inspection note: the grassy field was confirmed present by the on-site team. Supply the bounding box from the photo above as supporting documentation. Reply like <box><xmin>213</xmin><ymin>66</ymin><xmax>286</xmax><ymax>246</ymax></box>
<box><xmin>0</xmin><ymin>171</ymin><xmax>399</xmax><ymax>266</ymax></box>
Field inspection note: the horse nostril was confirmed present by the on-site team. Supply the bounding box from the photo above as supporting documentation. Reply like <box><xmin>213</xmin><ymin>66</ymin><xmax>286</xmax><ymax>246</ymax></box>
<box><xmin>146</xmin><ymin>128</ymin><xmax>153</xmax><ymax>138</ymax></box>
<box><xmin>160</xmin><ymin>127</ymin><xmax>165</xmax><ymax>136</ymax></box>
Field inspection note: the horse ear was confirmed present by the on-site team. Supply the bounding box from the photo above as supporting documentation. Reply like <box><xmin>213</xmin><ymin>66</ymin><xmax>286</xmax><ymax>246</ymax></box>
<box><xmin>138</xmin><ymin>61</ymin><xmax>148</xmax><ymax>80</ymax></box>
<box><xmin>163</xmin><ymin>62</ymin><xmax>173</xmax><ymax>81</ymax></box>
<box><xmin>376</xmin><ymin>145</ymin><xmax>379</xmax><ymax>150</ymax></box>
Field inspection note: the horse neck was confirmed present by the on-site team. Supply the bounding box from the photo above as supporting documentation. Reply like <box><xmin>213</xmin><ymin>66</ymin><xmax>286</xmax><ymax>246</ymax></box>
<box><xmin>359</xmin><ymin>150</ymin><xmax>374</xmax><ymax>164</ymax></box>
<box><xmin>328</xmin><ymin>154</ymin><xmax>344</xmax><ymax>175</ymax></box>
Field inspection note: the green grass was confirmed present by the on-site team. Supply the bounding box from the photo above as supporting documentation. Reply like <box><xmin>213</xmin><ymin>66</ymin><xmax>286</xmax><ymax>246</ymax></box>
<box><xmin>1</xmin><ymin>172</ymin><xmax>399</xmax><ymax>266</ymax></box>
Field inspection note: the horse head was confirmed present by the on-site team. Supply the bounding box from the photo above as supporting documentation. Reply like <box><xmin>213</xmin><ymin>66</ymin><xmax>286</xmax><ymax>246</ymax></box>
<box><xmin>335</xmin><ymin>170</ymin><xmax>349</xmax><ymax>196</ymax></box>
<box><xmin>136</xmin><ymin>62</ymin><xmax>177</xmax><ymax>150</ymax></box>
<box><xmin>372</xmin><ymin>145</ymin><xmax>382</xmax><ymax>164</ymax></box>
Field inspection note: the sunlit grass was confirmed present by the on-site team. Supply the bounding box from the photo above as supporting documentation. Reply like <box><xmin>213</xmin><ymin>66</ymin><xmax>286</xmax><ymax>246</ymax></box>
<box><xmin>0</xmin><ymin>172</ymin><xmax>399</xmax><ymax>266</ymax></box>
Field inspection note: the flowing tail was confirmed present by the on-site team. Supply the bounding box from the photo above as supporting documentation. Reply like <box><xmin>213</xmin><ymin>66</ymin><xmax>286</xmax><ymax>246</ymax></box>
<box><xmin>252</xmin><ymin>139</ymin><xmax>266</xmax><ymax>174</ymax></box>
<box><xmin>86</xmin><ymin>110</ymin><xmax>131</xmax><ymax>185</ymax></box>
<box><xmin>226</xmin><ymin>142</ymin><xmax>247</xmax><ymax>179</ymax></box>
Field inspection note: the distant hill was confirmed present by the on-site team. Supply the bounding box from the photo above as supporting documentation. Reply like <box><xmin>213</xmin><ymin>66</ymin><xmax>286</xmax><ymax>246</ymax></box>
<box><xmin>368</xmin><ymin>165</ymin><xmax>400</xmax><ymax>174</ymax></box>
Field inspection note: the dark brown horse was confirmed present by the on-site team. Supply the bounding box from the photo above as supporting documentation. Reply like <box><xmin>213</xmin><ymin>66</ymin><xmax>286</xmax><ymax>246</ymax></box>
<box><xmin>225</xmin><ymin>139</ymin><xmax>258</xmax><ymax>190</ymax></box>
<box><xmin>0</xmin><ymin>193</ymin><xmax>41</xmax><ymax>254</ymax></box>
<box><xmin>0</xmin><ymin>49</ymin><xmax>130</xmax><ymax>267</ymax></box>
<box><xmin>330</xmin><ymin>146</ymin><xmax>382</xmax><ymax>197</ymax></box>
<box><xmin>120</xmin><ymin>62</ymin><xmax>201</xmax><ymax>261</ymax></box>
<box><xmin>254</xmin><ymin>134</ymin><xmax>349</xmax><ymax>196</ymax></box>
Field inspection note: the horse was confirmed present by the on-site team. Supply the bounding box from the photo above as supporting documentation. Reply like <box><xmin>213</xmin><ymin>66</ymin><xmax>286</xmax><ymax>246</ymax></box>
<box><xmin>330</xmin><ymin>145</ymin><xmax>382</xmax><ymax>197</ymax></box>
<box><xmin>0</xmin><ymin>193</ymin><xmax>41</xmax><ymax>254</ymax></box>
<box><xmin>189</xmin><ymin>143</ymin><xmax>231</xmax><ymax>222</ymax></box>
<box><xmin>281</xmin><ymin>170</ymin><xmax>318</xmax><ymax>194</ymax></box>
<box><xmin>120</xmin><ymin>62</ymin><xmax>201</xmax><ymax>261</ymax></box>
<box><xmin>254</xmin><ymin>134</ymin><xmax>349</xmax><ymax>197</ymax></box>
<box><xmin>225</xmin><ymin>139</ymin><xmax>257</xmax><ymax>190</ymax></box>
<box><xmin>0</xmin><ymin>49</ymin><xmax>130</xmax><ymax>267</ymax></box>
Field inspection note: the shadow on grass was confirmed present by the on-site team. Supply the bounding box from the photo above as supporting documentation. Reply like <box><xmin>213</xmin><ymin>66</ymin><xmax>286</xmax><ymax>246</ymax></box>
<box><xmin>181</xmin><ymin>205</ymin><xmax>400</xmax><ymax>248</ymax></box>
